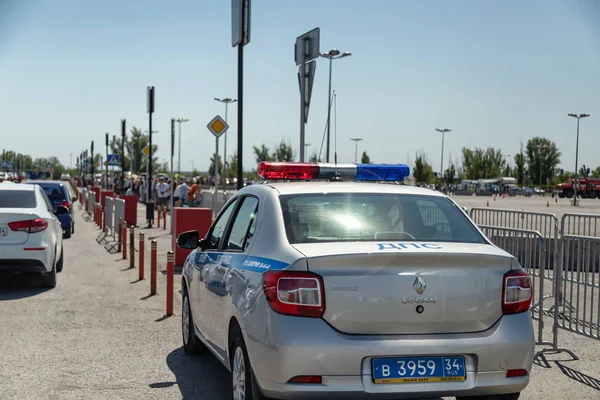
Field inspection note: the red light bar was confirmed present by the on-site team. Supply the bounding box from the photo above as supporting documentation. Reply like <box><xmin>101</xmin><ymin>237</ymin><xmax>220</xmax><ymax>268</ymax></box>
<box><xmin>257</xmin><ymin>162</ymin><xmax>319</xmax><ymax>180</ymax></box>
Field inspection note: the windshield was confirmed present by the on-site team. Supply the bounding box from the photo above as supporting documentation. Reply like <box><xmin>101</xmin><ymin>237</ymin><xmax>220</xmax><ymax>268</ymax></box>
<box><xmin>280</xmin><ymin>193</ymin><xmax>485</xmax><ymax>244</ymax></box>
<box><xmin>36</xmin><ymin>184</ymin><xmax>67</xmax><ymax>201</ymax></box>
<box><xmin>0</xmin><ymin>191</ymin><xmax>36</xmax><ymax>208</ymax></box>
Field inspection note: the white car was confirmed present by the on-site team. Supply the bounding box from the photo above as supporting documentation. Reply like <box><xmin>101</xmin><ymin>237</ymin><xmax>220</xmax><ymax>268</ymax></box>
<box><xmin>0</xmin><ymin>184</ymin><xmax>67</xmax><ymax>287</ymax></box>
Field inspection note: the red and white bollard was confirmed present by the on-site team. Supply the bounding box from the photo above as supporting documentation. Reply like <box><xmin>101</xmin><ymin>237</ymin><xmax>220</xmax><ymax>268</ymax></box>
<box><xmin>150</xmin><ymin>240</ymin><xmax>157</xmax><ymax>296</ymax></box>
<box><xmin>166</xmin><ymin>251</ymin><xmax>174</xmax><ymax>316</ymax></box>
<box><xmin>138</xmin><ymin>232</ymin><xmax>145</xmax><ymax>281</ymax></box>
<box><xmin>163</xmin><ymin>210</ymin><xmax>167</xmax><ymax>230</ymax></box>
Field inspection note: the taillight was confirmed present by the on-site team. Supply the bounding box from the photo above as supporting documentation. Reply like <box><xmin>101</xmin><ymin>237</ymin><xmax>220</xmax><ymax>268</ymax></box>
<box><xmin>262</xmin><ymin>271</ymin><xmax>325</xmax><ymax>318</ymax></box>
<box><xmin>8</xmin><ymin>218</ymin><xmax>48</xmax><ymax>233</ymax></box>
<box><xmin>506</xmin><ymin>369</ymin><xmax>527</xmax><ymax>378</ymax></box>
<box><xmin>59</xmin><ymin>201</ymin><xmax>71</xmax><ymax>209</ymax></box>
<box><xmin>502</xmin><ymin>269</ymin><xmax>532</xmax><ymax>315</ymax></box>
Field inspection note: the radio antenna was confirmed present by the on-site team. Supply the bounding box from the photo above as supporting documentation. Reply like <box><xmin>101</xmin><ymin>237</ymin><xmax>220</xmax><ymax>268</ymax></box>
<box><xmin>334</xmin><ymin>90</ymin><xmax>338</xmax><ymax>166</ymax></box>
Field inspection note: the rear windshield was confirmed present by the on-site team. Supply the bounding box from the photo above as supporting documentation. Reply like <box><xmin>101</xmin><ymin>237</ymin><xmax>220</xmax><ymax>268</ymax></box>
<box><xmin>280</xmin><ymin>193</ymin><xmax>485</xmax><ymax>244</ymax></box>
<box><xmin>0</xmin><ymin>191</ymin><xmax>37</xmax><ymax>208</ymax></box>
<box><xmin>38</xmin><ymin>184</ymin><xmax>67</xmax><ymax>201</ymax></box>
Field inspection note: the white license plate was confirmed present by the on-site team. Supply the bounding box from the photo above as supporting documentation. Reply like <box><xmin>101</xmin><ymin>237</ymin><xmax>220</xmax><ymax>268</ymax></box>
<box><xmin>0</xmin><ymin>226</ymin><xmax>8</xmax><ymax>236</ymax></box>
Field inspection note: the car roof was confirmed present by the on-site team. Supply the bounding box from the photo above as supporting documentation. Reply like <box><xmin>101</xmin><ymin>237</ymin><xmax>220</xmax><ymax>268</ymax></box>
<box><xmin>262</xmin><ymin>181</ymin><xmax>446</xmax><ymax>197</ymax></box>
<box><xmin>0</xmin><ymin>183</ymin><xmax>35</xmax><ymax>191</ymax></box>
<box><xmin>26</xmin><ymin>180</ymin><xmax>65</xmax><ymax>186</ymax></box>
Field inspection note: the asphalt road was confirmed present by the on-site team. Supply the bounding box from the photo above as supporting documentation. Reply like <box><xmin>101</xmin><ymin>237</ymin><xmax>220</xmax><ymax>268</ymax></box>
<box><xmin>1</xmin><ymin>194</ymin><xmax>600</xmax><ymax>399</ymax></box>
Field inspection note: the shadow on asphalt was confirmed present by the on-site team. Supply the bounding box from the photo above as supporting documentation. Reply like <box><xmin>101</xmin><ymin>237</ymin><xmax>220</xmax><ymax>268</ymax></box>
<box><xmin>0</xmin><ymin>273</ymin><xmax>51</xmax><ymax>300</ymax></box>
<box><xmin>556</xmin><ymin>361</ymin><xmax>600</xmax><ymax>391</ymax></box>
<box><xmin>162</xmin><ymin>347</ymin><xmax>230</xmax><ymax>399</ymax></box>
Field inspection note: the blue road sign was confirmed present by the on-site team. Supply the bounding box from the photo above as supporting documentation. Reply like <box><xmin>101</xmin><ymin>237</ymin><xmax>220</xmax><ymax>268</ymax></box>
<box><xmin>107</xmin><ymin>154</ymin><xmax>120</xmax><ymax>166</ymax></box>
<box><xmin>1</xmin><ymin>160</ymin><xmax>12</xmax><ymax>169</ymax></box>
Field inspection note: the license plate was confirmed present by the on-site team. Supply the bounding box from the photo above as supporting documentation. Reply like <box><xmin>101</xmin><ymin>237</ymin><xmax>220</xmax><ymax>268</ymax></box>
<box><xmin>372</xmin><ymin>356</ymin><xmax>466</xmax><ymax>384</ymax></box>
<box><xmin>0</xmin><ymin>226</ymin><xmax>8</xmax><ymax>236</ymax></box>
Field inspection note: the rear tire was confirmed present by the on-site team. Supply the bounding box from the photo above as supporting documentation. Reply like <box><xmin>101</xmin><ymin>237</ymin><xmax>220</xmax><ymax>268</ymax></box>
<box><xmin>231</xmin><ymin>335</ymin><xmax>267</xmax><ymax>400</ymax></box>
<box><xmin>43</xmin><ymin>264</ymin><xmax>57</xmax><ymax>288</ymax></box>
<box><xmin>63</xmin><ymin>230</ymin><xmax>71</xmax><ymax>239</ymax></box>
<box><xmin>456</xmin><ymin>393</ymin><xmax>520</xmax><ymax>400</ymax></box>
<box><xmin>56</xmin><ymin>247</ymin><xmax>64</xmax><ymax>273</ymax></box>
<box><xmin>182</xmin><ymin>287</ymin><xmax>207</xmax><ymax>355</ymax></box>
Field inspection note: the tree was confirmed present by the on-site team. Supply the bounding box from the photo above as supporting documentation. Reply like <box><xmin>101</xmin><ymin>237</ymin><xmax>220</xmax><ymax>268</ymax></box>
<box><xmin>253</xmin><ymin>144</ymin><xmax>273</xmax><ymax>164</ymax></box>
<box><xmin>309</xmin><ymin>153</ymin><xmax>321</xmax><ymax>162</ymax></box>
<box><xmin>413</xmin><ymin>154</ymin><xmax>435</xmax><ymax>183</ymax></box>
<box><xmin>592</xmin><ymin>167</ymin><xmax>600</xmax><ymax>178</ymax></box>
<box><xmin>209</xmin><ymin>153</ymin><xmax>223</xmax><ymax>177</ymax></box>
<box><xmin>461</xmin><ymin>147</ymin><xmax>505</xmax><ymax>179</ymax></box>
<box><xmin>192</xmin><ymin>168</ymin><xmax>200</xmax><ymax>177</ymax></box>
<box><xmin>525</xmin><ymin>137</ymin><xmax>561</xmax><ymax>187</ymax></box>
<box><xmin>503</xmin><ymin>164</ymin><xmax>512</xmax><ymax>177</ymax></box>
<box><xmin>111</xmin><ymin>127</ymin><xmax>159</xmax><ymax>174</ymax></box>
<box><xmin>272</xmin><ymin>140</ymin><xmax>294</xmax><ymax>162</ymax></box>
<box><xmin>361</xmin><ymin>151</ymin><xmax>370</xmax><ymax>164</ymax></box>
<box><xmin>228</xmin><ymin>153</ymin><xmax>238</xmax><ymax>179</ymax></box>
<box><xmin>156</xmin><ymin>161</ymin><xmax>169</xmax><ymax>174</ymax></box>
<box><xmin>513</xmin><ymin>153</ymin><xmax>526</xmax><ymax>185</ymax></box>
<box><xmin>444</xmin><ymin>163</ymin><xmax>457</xmax><ymax>182</ymax></box>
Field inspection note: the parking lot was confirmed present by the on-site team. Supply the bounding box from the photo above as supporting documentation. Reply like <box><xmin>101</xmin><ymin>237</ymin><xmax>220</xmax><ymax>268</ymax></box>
<box><xmin>0</xmin><ymin>192</ymin><xmax>599</xmax><ymax>399</ymax></box>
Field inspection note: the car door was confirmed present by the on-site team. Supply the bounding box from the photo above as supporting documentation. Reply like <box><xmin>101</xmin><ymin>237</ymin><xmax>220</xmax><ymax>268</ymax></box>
<box><xmin>191</xmin><ymin>198</ymin><xmax>238</xmax><ymax>349</ymax></box>
<box><xmin>208</xmin><ymin>195</ymin><xmax>259</xmax><ymax>356</ymax></box>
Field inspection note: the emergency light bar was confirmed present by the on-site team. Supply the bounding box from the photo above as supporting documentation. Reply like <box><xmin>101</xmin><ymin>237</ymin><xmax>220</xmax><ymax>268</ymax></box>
<box><xmin>257</xmin><ymin>162</ymin><xmax>410</xmax><ymax>182</ymax></box>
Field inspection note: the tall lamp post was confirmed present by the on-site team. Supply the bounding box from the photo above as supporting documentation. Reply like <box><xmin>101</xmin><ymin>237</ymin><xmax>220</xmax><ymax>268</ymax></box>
<box><xmin>175</xmin><ymin>118</ymin><xmax>189</xmax><ymax>176</ymax></box>
<box><xmin>435</xmin><ymin>128</ymin><xmax>451</xmax><ymax>182</ymax></box>
<box><xmin>320</xmin><ymin>49</ymin><xmax>351</xmax><ymax>163</ymax></box>
<box><xmin>350</xmin><ymin>138</ymin><xmax>363</xmax><ymax>163</ymax></box>
<box><xmin>214</xmin><ymin>98</ymin><xmax>237</xmax><ymax>181</ymax></box>
<box><xmin>567</xmin><ymin>113</ymin><xmax>590</xmax><ymax>206</ymax></box>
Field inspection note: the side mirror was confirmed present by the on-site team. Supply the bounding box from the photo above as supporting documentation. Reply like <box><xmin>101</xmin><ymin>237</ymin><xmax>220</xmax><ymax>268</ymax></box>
<box><xmin>177</xmin><ymin>230</ymin><xmax>200</xmax><ymax>249</ymax></box>
<box><xmin>55</xmin><ymin>205</ymin><xmax>69</xmax><ymax>215</ymax></box>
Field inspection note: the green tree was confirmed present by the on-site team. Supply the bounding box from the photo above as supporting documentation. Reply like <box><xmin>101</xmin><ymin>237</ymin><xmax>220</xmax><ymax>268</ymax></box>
<box><xmin>592</xmin><ymin>166</ymin><xmax>600</xmax><ymax>178</ymax></box>
<box><xmin>525</xmin><ymin>137</ymin><xmax>561</xmax><ymax>187</ymax></box>
<box><xmin>272</xmin><ymin>140</ymin><xmax>294</xmax><ymax>162</ymax></box>
<box><xmin>513</xmin><ymin>153</ymin><xmax>526</xmax><ymax>185</ymax></box>
<box><xmin>503</xmin><ymin>164</ymin><xmax>511</xmax><ymax>177</ymax></box>
<box><xmin>444</xmin><ymin>163</ymin><xmax>457</xmax><ymax>182</ymax></box>
<box><xmin>209</xmin><ymin>153</ymin><xmax>223</xmax><ymax>177</ymax></box>
<box><xmin>253</xmin><ymin>144</ymin><xmax>273</xmax><ymax>164</ymax></box>
<box><xmin>413</xmin><ymin>154</ymin><xmax>435</xmax><ymax>183</ymax></box>
<box><xmin>228</xmin><ymin>153</ymin><xmax>238</xmax><ymax>179</ymax></box>
<box><xmin>111</xmin><ymin>127</ymin><xmax>159</xmax><ymax>174</ymax></box>
<box><xmin>461</xmin><ymin>147</ymin><xmax>505</xmax><ymax>179</ymax></box>
<box><xmin>192</xmin><ymin>168</ymin><xmax>200</xmax><ymax>177</ymax></box>
<box><xmin>361</xmin><ymin>151</ymin><xmax>370</xmax><ymax>164</ymax></box>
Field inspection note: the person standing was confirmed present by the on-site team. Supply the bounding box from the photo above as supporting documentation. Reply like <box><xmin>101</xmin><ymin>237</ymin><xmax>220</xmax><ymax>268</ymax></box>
<box><xmin>155</xmin><ymin>177</ymin><xmax>170</xmax><ymax>213</ymax></box>
<box><xmin>187</xmin><ymin>178</ymin><xmax>199</xmax><ymax>207</ymax></box>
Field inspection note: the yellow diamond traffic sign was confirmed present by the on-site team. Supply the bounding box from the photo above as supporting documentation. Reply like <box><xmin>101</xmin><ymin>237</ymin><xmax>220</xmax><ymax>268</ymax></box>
<box><xmin>207</xmin><ymin>115</ymin><xmax>229</xmax><ymax>138</ymax></box>
<box><xmin>143</xmin><ymin>146</ymin><xmax>150</xmax><ymax>156</ymax></box>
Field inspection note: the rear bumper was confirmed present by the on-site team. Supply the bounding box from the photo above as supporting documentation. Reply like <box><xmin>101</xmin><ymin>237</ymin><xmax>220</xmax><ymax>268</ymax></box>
<box><xmin>0</xmin><ymin>246</ymin><xmax>53</xmax><ymax>273</ymax></box>
<box><xmin>58</xmin><ymin>213</ymin><xmax>73</xmax><ymax>230</ymax></box>
<box><xmin>246</xmin><ymin>312</ymin><xmax>534</xmax><ymax>399</ymax></box>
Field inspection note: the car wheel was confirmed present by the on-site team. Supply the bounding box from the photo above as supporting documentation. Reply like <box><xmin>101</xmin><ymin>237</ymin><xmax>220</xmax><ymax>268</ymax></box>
<box><xmin>43</xmin><ymin>263</ymin><xmax>57</xmax><ymax>288</ymax></box>
<box><xmin>64</xmin><ymin>230</ymin><xmax>71</xmax><ymax>239</ymax></box>
<box><xmin>182</xmin><ymin>287</ymin><xmax>207</xmax><ymax>354</ymax></box>
<box><xmin>56</xmin><ymin>246</ymin><xmax>64</xmax><ymax>273</ymax></box>
<box><xmin>456</xmin><ymin>394</ymin><xmax>520</xmax><ymax>400</ymax></box>
<box><xmin>231</xmin><ymin>335</ymin><xmax>267</xmax><ymax>400</ymax></box>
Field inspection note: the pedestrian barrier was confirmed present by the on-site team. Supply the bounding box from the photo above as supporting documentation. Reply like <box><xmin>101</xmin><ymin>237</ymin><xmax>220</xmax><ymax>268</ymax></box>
<box><xmin>114</xmin><ymin>198</ymin><xmax>125</xmax><ymax>233</ymax></box>
<box><xmin>561</xmin><ymin>213</ymin><xmax>600</xmax><ymax>237</ymax></box>
<box><xmin>166</xmin><ymin>251</ymin><xmax>174</xmax><ymax>316</ymax></box>
<box><xmin>470</xmin><ymin>207</ymin><xmax>598</xmax><ymax>359</ymax></box>
<box><xmin>87</xmin><ymin>192</ymin><xmax>95</xmax><ymax>220</ymax></box>
<box><xmin>129</xmin><ymin>227</ymin><xmax>135</xmax><ymax>269</ymax></box>
<box><xmin>105</xmin><ymin>197</ymin><xmax>114</xmax><ymax>236</ymax></box>
<box><xmin>80</xmin><ymin>189</ymin><xmax>87</xmax><ymax>210</ymax></box>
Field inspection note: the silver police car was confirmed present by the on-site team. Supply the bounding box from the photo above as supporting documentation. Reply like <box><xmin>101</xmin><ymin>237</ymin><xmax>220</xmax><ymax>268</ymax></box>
<box><xmin>177</xmin><ymin>162</ymin><xmax>534</xmax><ymax>400</ymax></box>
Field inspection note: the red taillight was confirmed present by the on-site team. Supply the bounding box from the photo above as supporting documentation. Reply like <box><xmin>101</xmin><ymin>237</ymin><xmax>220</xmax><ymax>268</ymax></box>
<box><xmin>257</xmin><ymin>162</ymin><xmax>319</xmax><ymax>180</ymax></box>
<box><xmin>8</xmin><ymin>218</ymin><xmax>48</xmax><ymax>233</ymax></box>
<box><xmin>288</xmin><ymin>376</ymin><xmax>322</xmax><ymax>384</ymax></box>
<box><xmin>262</xmin><ymin>271</ymin><xmax>325</xmax><ymax>318</ymax></box>
<box><xmin>506</xmin><ymin>369</ymin><xmax>527</xmax><ymax>378</ymax></box>
<box><xmin>59</xmin><ymin>201</ymin><xmax>71</xmax><ymax>209</ymax></box>
<box><xmin>502</xmin><ymin>269</ymin><xmax>532</xmax><ymax>315</ymax></box>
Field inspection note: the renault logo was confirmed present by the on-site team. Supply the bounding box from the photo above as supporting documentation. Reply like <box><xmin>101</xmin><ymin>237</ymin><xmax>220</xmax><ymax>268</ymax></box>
<box><xmin>413</xmin><ymin>276</ymin><xmax>426</xmax><ymax>295</ymax></box>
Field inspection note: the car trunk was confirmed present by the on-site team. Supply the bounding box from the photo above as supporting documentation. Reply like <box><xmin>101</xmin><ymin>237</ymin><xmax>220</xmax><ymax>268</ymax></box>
<box><xmin>0</xmin><ymin>211</ymin><xmax>38</xmax><ymax>245</ymax></box>
<box><xmin>293</xmin><ymin>242</ymin><xmax>512</xmax><ymax>335</ymax></box>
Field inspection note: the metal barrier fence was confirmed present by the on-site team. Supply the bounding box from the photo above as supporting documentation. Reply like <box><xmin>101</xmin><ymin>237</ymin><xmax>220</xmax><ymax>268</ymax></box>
<box><xmin>561</xmin><ymin>213</ymin><xmax>600</xmax><ymax>237</ymax></box>
<box><xmin>87</xmin><ymin>191</ymin><xmax>95</xmax><ymax>215</ymax></box>
<box><xmin>469</xmin><ymin>207</ymin><xmax>600</xmax><ymax>358</ymax></box>
<box><xmin>81</xmin><ymin>189</ymin><xmax>88</xmax><ymax>211</ymax></box>
<box><xmin>114</xmin><ymin>198</ymin><xmax>125</xmax><ymax>232</ymax></box>
<box><xmin>105</xmin><ymin>197</ymin><xmax>114</xmax><ymax>236</ymax></box>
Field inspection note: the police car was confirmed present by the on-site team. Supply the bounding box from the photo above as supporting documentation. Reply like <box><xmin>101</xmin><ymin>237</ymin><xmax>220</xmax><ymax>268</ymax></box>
<box><xmin>177</xmin><ymin>162</ymin><xmax>534</xmax><ymax>400</ymax></box>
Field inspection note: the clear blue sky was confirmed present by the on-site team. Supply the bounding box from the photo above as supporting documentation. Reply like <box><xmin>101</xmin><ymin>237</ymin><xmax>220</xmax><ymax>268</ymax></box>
<box><xmin>1</xmin><ymin>0</ymin><xmax>599</xmax><ymax>174</ymax></box>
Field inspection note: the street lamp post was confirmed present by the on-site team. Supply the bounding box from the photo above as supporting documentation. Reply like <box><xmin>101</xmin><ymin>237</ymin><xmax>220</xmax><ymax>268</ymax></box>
<box><xmin>175</xmin><ymin>118</ymin><xmax>189</xmax><ymax>176</ymax></box>
<box><xmin>435</xmin><ymin>129</ymin><xmax>451</xmax><ymax>182</ymax></box>
<box><xmin>320</xmin><ymin>49</ymin><xmax>351</xmax><ymax>163</ymax></box>
<box><xmin>567</xmin><ymin>113</ymin><xmax>590</xmax><ymax>206</ymax></box>
<box><xmin>350</xmin><ymin>138</ymin><xmax>363</xmax><ymax>163</ymax></box>
<box><xmin>214</xmin><ymin>98</ymin><xmax>237</xmax><ymax>180</ymax></box>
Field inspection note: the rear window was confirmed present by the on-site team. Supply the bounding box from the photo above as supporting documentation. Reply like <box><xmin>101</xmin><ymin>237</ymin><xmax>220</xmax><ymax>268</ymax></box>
<box><xmin>38</xmin><ymin>184</ymin><xmax>67</xmax><ymax>201</ymax></box>
<box><xmin>280</xmin><ymin>193</ymin><xmax>485</xmax><ymax>244</ymax></box>
<box><xmin>0</xmin><ymin>191</ymin><xmax>37</xmax><ymax>208</ymax></box>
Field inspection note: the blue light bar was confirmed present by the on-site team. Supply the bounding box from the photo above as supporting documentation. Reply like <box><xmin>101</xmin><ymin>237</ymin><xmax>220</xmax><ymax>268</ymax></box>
<box><xmin>355</xmin><ymin>164</ymin><xmax>411</xmax><ymax>181</ymax></box>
